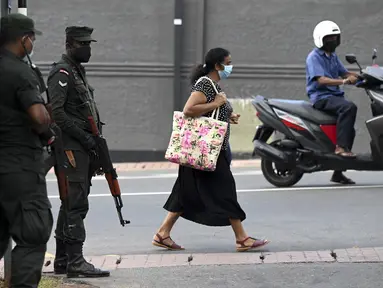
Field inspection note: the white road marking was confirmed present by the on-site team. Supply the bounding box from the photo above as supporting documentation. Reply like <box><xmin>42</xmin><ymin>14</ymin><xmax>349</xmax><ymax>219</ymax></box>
<box><xmin>45</xmin><ymin>169</ymin><xmax>379</xmax><ymax>182</ymax></box>
<box><xmin>46</xmin><ymin>170</ymin><xmax>263</xmax><ymax>182</ymax></box>
<box><xmin>46</xmin><ymin>184</ymin><xmax>383</xmax><ymax>199</ymax></box>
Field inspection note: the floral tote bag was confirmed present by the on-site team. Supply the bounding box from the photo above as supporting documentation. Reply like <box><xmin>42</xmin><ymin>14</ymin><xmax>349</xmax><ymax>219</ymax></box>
<box><xmin>164</xmin><ymin>76</ymin><xmax>228</xmax><ymax>171</ymax></box>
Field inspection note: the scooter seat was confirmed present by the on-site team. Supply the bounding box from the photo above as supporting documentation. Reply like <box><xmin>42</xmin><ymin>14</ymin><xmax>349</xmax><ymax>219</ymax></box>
<box><xmin>268</xmin><ymin>99</ymin><xmax>337</xmax><ymax>125</ymax></box>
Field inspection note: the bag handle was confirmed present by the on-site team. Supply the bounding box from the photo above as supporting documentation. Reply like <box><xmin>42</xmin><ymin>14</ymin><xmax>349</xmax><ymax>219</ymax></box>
<box><xmin>195</xmin><ymin>76</ymin><xmax>221</xmax><ymax>120</ymax></box>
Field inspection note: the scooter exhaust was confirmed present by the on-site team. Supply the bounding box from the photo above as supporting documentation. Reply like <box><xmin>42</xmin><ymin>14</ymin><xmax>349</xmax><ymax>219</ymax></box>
<box><xmin>253</xmin><ymin>140</ymin><xmax>289</xmax><ymax>163</ymax></box>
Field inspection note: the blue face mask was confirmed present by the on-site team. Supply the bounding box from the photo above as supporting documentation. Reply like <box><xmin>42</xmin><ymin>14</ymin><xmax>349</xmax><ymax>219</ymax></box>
<box><xmin>218</xmin><ymin>64</ymin><xmax>233</xmax><ymax>80</ymax></box>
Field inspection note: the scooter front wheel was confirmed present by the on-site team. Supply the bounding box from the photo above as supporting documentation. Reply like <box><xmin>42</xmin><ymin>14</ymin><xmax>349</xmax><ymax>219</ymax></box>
<box><xmin>261</xmin><ymin>157</ymin><xmax>304</xmax><ymax>188</ymax></box>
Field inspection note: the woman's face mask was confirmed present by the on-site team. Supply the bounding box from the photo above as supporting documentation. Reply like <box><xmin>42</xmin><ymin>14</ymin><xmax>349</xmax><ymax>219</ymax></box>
<box><xmin>218</xmin><ymin>64</ymin><xmax>233</xmax><ymax>80</ymax></box>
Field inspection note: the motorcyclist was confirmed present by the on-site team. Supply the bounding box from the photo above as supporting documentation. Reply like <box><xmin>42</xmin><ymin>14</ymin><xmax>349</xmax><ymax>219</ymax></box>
<box><xmin>306</xmin><ymin>20</ymin><xmax>359</xmax><ymax>185</ymax></box>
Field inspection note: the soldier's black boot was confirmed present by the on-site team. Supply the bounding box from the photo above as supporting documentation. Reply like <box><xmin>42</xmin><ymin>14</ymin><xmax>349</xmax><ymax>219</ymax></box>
<box><xmin>54</xmin><ymin>238</ymin><xmax>68</xmax><ymax>274</ymax></box>
<box><xmin>66</xmin><ymin>242</ymin><xmax>110</xmax><ymax>278</ymax></box>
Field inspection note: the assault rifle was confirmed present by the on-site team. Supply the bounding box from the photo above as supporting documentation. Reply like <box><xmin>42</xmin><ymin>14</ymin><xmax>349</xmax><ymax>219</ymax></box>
<box><xmin>87</xmin><ymin>115</ymin><xmax>130</xmax><ymax>227</ymax></box>
<box><xmin>71</xmin><ymin>62</ymin><xmax>129</xmax><ymax>227</ymax></box>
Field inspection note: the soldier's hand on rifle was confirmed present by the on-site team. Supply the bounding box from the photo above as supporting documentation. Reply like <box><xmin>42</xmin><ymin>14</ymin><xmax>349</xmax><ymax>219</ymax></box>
<box><xmin>80</xmin><ymin>133</ymin><xmax>97</xmax><ymax>152</ymax></box>
<box><xmin>94</xmin><ymin>167</ymin><xmax>104</xmax><ymax>176</ymax></box>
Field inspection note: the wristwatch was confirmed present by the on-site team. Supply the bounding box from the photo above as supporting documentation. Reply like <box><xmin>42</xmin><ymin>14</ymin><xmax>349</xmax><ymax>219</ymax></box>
<box><xmin>342</xmin><ymin>78</ymin><xmax>350</xmax><ymax>85</ymax></box>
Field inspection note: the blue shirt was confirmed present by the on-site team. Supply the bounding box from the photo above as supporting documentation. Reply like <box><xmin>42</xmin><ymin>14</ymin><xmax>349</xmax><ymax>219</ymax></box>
<box><xmin>305</xmin><ymin>48</ymin><xmax>349</xmax><ymax>104</ymax></box>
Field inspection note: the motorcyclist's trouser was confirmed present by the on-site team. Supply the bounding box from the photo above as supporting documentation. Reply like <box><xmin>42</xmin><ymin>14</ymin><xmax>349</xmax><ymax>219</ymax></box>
<box><xmin>314</xmin><ymin>96</ymin><xmax>357</xmax><ymax>150</ymax></box>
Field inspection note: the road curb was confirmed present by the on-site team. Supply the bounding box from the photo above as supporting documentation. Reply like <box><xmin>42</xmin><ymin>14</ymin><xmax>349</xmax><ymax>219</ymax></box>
<box><xmin>46</xmin><ymin>159</ymin><xmax>261</xmax><ymax>174</ymax></box>
<box><xmin>1</xmin><ymin>247</ymin><xmax>380</xmax><ymax>276</ymax></box>
<box><xmin>42</xmin><ymin>246</ymin><xmax>383</xmax><ymax>270</ymax></box>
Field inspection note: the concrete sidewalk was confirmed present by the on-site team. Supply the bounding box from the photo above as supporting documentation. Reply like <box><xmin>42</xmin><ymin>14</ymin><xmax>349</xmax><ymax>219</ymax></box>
<box><xmin>41</xmin><ymin>247</ymin><xmax>383</xmax><ymax>272</ymax></box>
<box><xmin>1</xmin><ymin>246</ymin><xmax>381</xmax><ymax>275</ymax></box>
<box><xmin>2</xmin><ymin>247</ymin><xmax>382</xmax><ymax>287</ymax></box>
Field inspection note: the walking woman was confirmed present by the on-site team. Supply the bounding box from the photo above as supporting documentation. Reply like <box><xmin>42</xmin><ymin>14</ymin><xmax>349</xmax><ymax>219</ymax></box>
<box><xmin>152</xmin><ymin>47</ymin><xmax>269</xmax><ymax>252</ymax></box>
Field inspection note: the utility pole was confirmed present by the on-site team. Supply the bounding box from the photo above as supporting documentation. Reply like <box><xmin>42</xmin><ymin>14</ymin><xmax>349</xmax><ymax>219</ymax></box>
<box><xmin>173</xmin><ymin>0</ymin><xmax>184</xmax><ymax>112</ymax></box>
<box><xmin>1</xmin><ymin>0</ymin><xmax>10</xmax><ymax>18</ymax></box>
<box><xmin>18</xmin><ymin>0</ymin><xmax>26</xmax><ymax>15</ymax></box>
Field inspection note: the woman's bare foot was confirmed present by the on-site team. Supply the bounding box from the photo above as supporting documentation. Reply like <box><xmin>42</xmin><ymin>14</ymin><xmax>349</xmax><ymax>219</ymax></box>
<box><xmin>236</xmin><ymin>237</ymin><xmax>269</xmax><ymax>252</ymax></box>
<box><xmin>152</xmin><ymin>233</ymin><xmax>185</xmax><ymax>251</ymax></box>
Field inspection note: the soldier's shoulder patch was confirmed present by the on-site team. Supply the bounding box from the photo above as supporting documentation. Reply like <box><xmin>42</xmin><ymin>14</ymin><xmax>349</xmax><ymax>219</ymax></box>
<box><xmin>58</xmin><ymin>80</ymin><xmax>67</xmax><ymax>87</ymax></box>
<box><xmin>59</xmin><ymin>69</ymin><xmax>69</xmax><ymax>76</ymax></box>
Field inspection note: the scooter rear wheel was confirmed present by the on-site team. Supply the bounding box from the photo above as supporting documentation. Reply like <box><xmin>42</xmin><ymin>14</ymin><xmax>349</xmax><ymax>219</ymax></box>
<box><xmin>261</xmin><ymin>158</ymin><xmax>303</xmax><ymax>187</ymax></box>
<box><xmin>260</xmin><ymin>141</ymin><xmax>304</xmax><ymax>187</ymax></box>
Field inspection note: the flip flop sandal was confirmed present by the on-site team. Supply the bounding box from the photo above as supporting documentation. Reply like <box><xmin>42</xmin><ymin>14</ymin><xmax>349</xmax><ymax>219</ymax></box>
<box><xmin>335</xmin><ymin>151</ymin><xmax>356</xmax><ymax>158</ymax></box>
<box><xmin>152</xmin><ymin>233</ymin><xmax>185</xmax><ymax>251</ymax></box>
<box><xmin>236</xmin><ymin>237</ymin><xmax>270</xmax><ymax>252</ymax></box>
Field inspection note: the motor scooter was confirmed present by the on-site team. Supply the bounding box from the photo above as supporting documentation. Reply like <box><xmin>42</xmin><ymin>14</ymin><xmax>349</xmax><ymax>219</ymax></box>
<box><xmin>251</xmin><ymin>49</ymin><xmax>383</xmax><ymax>187</ymax></box>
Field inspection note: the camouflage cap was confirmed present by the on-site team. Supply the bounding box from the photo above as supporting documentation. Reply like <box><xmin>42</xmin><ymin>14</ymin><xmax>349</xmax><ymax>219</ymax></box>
<box><xmin>0</xmin><ymin>13</ymin><xmax>42</xmax><ymax>37</ymax></box>
<box><xmin>65</xmin><ymin>26</ymin><xmax>97</xmax><ymax>42</ymax></box>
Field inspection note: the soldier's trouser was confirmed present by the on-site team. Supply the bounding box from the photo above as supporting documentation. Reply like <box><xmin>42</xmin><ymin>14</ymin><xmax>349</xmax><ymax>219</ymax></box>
<box><xmin>55</xmin><ymin>149</ymin><xmax>98</xmax><ymax>244</ymax></box>
<box><xmin>0</xmin><ymin>171</ymin><xmax>53</xmax><ymax>288</ymax></box>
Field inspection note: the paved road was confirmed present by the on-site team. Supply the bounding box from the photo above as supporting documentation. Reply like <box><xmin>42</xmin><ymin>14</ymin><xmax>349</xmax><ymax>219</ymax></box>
<box><xmin>86</xmin><ymin>263</ymin><xmax>382</xmax><ymax>288</ymax></box>
<box><xmin>44</xmin><ymin>168</ymin><xmax>383</xmax><ymax>257</ymax></box>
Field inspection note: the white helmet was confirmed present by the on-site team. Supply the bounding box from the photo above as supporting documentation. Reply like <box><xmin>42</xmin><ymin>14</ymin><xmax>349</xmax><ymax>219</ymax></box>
<box><xmin>313</xmin><ymin>20</ymin><xmax>341</xmax><ymax>48</ymax></box>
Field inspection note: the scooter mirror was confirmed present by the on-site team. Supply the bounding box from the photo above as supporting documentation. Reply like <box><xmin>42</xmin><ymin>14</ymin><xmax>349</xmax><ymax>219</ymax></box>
<box><xmin>373</xmin><ymin>48</ymin><xmax>378</xmax><ymax>60</ymax></box>
<box><xmin>345</xmin><ymin>54</ymin><xmax>357</xmax><ymax>64</ymax></box>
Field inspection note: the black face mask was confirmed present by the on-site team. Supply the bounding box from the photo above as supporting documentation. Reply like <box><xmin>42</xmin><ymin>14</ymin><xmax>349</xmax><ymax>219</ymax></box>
<box><xmin>72</xmin><ymin>46</ymin><xmax>91</xmax><ymax>63</ymax></box>
<box><xmin>323</xmin><ymin>40</ymin><xmax>338</xmax><ymax>53</ymax></box>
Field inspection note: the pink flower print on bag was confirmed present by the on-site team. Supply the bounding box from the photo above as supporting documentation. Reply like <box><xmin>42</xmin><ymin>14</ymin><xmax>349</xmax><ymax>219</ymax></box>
<box><xmin>177</xmin><ymin>117</ymin><xmax>185</xmax><ymax>129</ymax></box>
<box><xmin>198</xmin><ymin>140</ymin><xmax>209</xmax><ymax>155</ymax></box>
<box><xmin>198</xmin><ymin>126</ymin><xmax>210</xmax><ymax>137</ymax></box>
<box><xmin>181</xmin><ymin>130</ymin><xmax>192</xmax><ymax>149</ymax></box>
<box><xmin>187</xmin><ymin>155</ymin><xmax>196</xmax><ymax>166</ymax></box>
<box><xmin>207</xmin><ymin>162</ymin><xmax>215</xmax><ymax>170</ymax></box>
<box><xmin>211</xmin><ymin>139</ymin><xmax>222</xmax><ymax>146</ymax></box>
<box><xmin>168</xmin><ymin>153</ymin><xmax>180</xmax><ymax>162</ymax></box>
<box><xmin>218</xmin><ymin>127</ymin><xmax>226</xmax><ymax>137</ymax></box>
